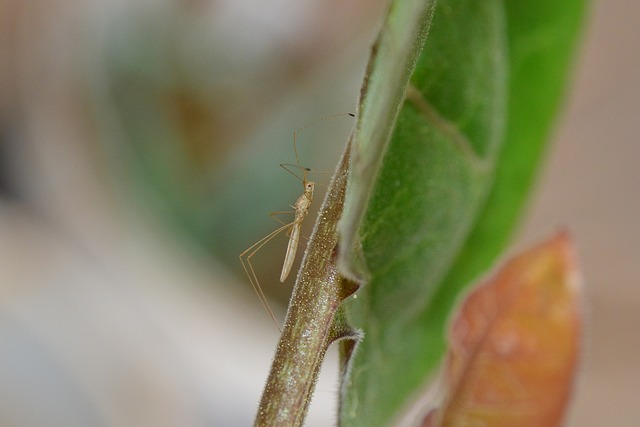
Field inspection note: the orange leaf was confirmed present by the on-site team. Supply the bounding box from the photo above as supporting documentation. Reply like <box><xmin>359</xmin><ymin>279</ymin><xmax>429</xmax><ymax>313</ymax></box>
<box><xmin>422</xmin><ymin>232</ymin><xmax>582</xmax><ymax>427</ymax></box>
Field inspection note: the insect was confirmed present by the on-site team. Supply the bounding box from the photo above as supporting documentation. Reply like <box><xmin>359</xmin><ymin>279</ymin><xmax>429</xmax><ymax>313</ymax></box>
<box><xmin>239</xmin><ymin>113</ymin><xmax>353</xmax><ymax>329</ymax></box>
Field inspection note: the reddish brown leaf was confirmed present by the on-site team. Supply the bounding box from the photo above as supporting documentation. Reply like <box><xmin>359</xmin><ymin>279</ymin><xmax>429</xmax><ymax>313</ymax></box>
<box><xmin>422</xmin><ymin>232</ymin><xmax>582</xmax><ymax>427</ymax></box>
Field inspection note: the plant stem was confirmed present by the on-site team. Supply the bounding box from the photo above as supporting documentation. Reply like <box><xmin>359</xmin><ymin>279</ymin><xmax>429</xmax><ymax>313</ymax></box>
<box><xmin>254</xmin><ymin>142</ymin><xmax>356</xmax><ymax>427</ymax></box>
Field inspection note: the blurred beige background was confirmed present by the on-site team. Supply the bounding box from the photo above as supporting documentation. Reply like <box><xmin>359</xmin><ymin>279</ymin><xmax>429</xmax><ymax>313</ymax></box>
<box><xmin>0</xmin><ymin>0</ymin><xmax>637</xmax><ymax>426</ymax></box>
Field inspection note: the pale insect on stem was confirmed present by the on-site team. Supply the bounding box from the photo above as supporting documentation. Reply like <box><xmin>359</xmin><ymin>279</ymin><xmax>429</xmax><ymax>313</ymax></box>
<box><xmin>238</xmin><ymin>112</ymin><xmax>354</xmax><ymax>329</ymax></box>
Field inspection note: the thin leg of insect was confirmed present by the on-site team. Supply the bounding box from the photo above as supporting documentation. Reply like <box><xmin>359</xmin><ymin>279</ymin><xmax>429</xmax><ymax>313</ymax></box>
<box><xmin>239</xmin><ymin>220</ymin><xmax>301</xmax><ymax>331</ymax></box>
<box><xmin>239</xmin><ymin>112</ymin><xmax>354</xmax><ymax>328</ymax></box>
<box><xmin>271</xmin><ymin>211</ymin><xmax>313</xmax><ymax>245</ymax></box>
<box><xmin>273</xmin><ymin>215</ymin><xmax>315</xmax><ymax>245</ymax></box>
<box><xmin>270</xmin><ymin>210</ymin><xmax>296</xmax><ymax>227</ymax></box>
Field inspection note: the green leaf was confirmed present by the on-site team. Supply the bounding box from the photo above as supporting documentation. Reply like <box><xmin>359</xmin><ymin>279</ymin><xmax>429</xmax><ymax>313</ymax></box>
<box><xmin>338</xmin><ymin>0</ymin><xmax>438</xmax><ymax>280</ymax></box>
<box><xmin>338</xmin><ymin>0</ymin><xmax>587</xmax><ymax>426</ymax></box>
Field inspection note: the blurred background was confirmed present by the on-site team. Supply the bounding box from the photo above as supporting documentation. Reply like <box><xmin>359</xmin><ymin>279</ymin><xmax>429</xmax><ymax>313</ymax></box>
<box><xmin>0</xmin><ymin>0</ymin><xmax>637</xmax><ymax>426</ymax></box>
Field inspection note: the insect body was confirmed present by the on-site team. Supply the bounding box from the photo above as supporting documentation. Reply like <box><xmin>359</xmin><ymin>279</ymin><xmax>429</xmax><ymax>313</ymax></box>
<box><xmin>239</xmin><ymin>112</ymin><xmax>353</xmax><ymax>329</ymax></box>
<box><xmin>280</xmin><ymin>180</ymin><xmax>314</xmax><ymax>282</ymax></box>
<box><xmin>238</xmin><ymin>146</ymin><xmax>316</xmax><ymax>330</ymax></box>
